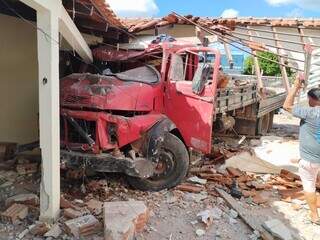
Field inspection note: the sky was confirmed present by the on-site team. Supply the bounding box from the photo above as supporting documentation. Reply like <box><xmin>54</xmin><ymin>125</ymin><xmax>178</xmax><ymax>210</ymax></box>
<box><xmin>107</xmin><ymin>0</ymin><xmax>320</xmax><ymax>18</ymax></box>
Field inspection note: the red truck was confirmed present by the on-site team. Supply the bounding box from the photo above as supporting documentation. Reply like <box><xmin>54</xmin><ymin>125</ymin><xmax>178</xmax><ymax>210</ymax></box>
<box><xmin>60</xmin><ymin>40</ymin><xmax>285</xmax><ymax>191</ymax></box>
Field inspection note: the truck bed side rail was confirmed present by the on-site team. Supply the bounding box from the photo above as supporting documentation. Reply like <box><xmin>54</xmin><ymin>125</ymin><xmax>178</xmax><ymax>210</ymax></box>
<box><xmin>215</xmin><ymin>84</ymin><xmax>258</xmax><ymax>113</ymax></box>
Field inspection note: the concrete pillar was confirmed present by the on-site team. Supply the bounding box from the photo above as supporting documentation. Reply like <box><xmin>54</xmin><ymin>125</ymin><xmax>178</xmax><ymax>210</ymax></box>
<box><xmin>36</xmin><ymin>8</ymin><xmax>60</xmax><ymax>223</ymax></box>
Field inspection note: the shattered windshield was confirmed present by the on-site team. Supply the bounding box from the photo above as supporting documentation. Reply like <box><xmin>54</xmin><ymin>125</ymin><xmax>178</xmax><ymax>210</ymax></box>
<box><xmin>104</xmin><ymin>65</ymin><xmax>160</xmax><ymax>84</ymax></box>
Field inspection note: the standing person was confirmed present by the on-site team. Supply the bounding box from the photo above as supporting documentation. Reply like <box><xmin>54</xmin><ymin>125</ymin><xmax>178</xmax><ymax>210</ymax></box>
<box><xmin>283</xmin><ymin>75</ymin><xmax>320</xmax><ymax>225</ymax></box>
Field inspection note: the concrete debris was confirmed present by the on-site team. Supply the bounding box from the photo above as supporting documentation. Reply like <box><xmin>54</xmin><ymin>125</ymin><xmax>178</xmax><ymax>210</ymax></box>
<box><xmin>224</xmin><ymin>151</ymin><xmax>281</xmax><ymax>174</ymax></box>
<box><xmin>5</xmin><ymin>193</ymin><xmax>39</xmax><ymax>207</ymax></box>
<box><xmin>16</xmin><ymin>163</ymin><xmax>38</xmax><ymax>175</ymax></box>
<box><xmin>262</xmin><ymin>219</ymin><xmax>294</xmax><ymax>240</ymax></box>
<box><xmin>187</xmin><ymin>176</ymin><xmax>207</xmax><ymax>185</ymax></box>
<box><xmin>229</xmin><ymin>209</ymin><xmax>238</xmax><ymax>219</ymax></box>
<box><xmin>165</xmin><ymin>191</ymin><xmax>178</xmax><ymax>204</ymax></box>
<box><xmin>195</xmin><ymin>229</ymin><xmax>205</xmax><ymax>237</ymax></box>
<box><xmin>197</xmin><ymin>207</ymin><xmax>222</xmax><ymax>227</ymax></box>
<box><xmin>184</xmin><ymin>192</ymin><xmax>208</xmax><ymax>203</ymax></box>
<box><xmin>104</xmin><ymin>201</ymin><xmax>149</xmax><ymax>240</ymax></box>
<box><xmin>44</xmin><ymin>224</ymin><xmax>62</xmax><ymax>238</ymax></box>
<box><xmin>229</xmin><ymin>217</ymin><xmax>238</xmax><ymax>225</ymax></box>
<box><xmin>64</xmin><ymin>214</ymin><xmax>102</xmax><ymax>238</ymax></box>
<box><xmin>17</xmin><ymin>228</ymin><xmax>30</xmax><ymax>240</ymax></box>
<box><xmin>0</xmin><ymin>203</ymin><xmax>28</xmax><ymax>223</ymax></box>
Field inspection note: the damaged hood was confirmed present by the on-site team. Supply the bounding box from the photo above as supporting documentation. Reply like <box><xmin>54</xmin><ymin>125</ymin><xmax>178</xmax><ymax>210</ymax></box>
<box><xmin>60</xmin><ymin>73</ymin><xmax>158</xmax><ymax>111</ymax></box>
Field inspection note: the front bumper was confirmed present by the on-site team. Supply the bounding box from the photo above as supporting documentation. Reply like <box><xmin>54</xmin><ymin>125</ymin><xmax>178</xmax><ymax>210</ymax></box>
<box><xmin>61</xmin><ymin>150</ymin><xmax>155</xmax><ymax>178</ymax></box>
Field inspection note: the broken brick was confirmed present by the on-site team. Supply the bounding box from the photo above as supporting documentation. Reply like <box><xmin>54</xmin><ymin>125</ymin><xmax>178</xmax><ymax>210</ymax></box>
<box><xmin>63</xmin><ymin>208</ymin><xmax>84</xmax><ymax>219</ymax></box>
<box><xmin>86</xmin><ymin>199</ymin><xmax>103</xmax><ymax>215</ymax></box>
<box><xmin>30</xmin><ymin>222</ymin><xmax>50</xmax><ymax>236</ymax></box>
<box><xmin>237</xmin><ymin>175</ymin><xmax>250</xmax><ymax>183</ymax></box>
<box><xmin>64</xmin><ymin>214</ymin><xmax>102</xmax><ymax>238</ymax></box>
<box><xmin>280</xmin><ymin>169</ymin><xmax>300</xmax><ymax>181</ymax></box>
<box><xmin>0</xmin><ymin>203</ymin><xmax>28</xmax><ymax>223</ymax></box>
<box><xmin>60</xmin><ymin>196</ymin><xmax>76</xmax><ymax>209</ymax></box>
<box><xmin>189</xmin><ymin>166</ymin><xmax>217</xmax><ymax>174</ymax></box>
<box><xmin>251</xmin><ymin>182</ymin><xmax>272</xmax><ymax>190</ymax></box>
<box><xmin>252</xmin><ymin>193</ymin><xmax>268</xmax><ymax>204</ymax></box>
<box><xmin>242</xmin><ymin>190</ymin><xmax>256</xmax><ymax>198</ymax></box>
<box><xmin>104</xmin><ymin>201</ymin><xmax>149</xmax><ymax>240</ymax></box>
<box><xmin>278</xmin><ymin>188</ymin><xmax>305</xmax><ymax>201</ymax></box>
<box><xmin>226</xmin><ymin>167</ymin><xmax>243</xmax><ymax>177</ymax></box>
<box><xmin>16</xmin><ymin>163</ymin><xmax>38</xmax><ymax>175</ymax></box>
<box><xmin>6</xmin><ymin>193</ymin><xmax>39</xmax><ymax>207</ymax></box>
<box><xmin>176</xmin><ymin>183</ymin><xmax>205</xmax><ymax>193</ymax></box>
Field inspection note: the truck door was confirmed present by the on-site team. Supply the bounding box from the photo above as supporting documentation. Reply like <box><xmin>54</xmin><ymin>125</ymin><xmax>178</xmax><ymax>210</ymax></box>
<box><xmin>164</xmin><ymin>48</ymin><xmax>221</xmax><ymax>154</ymax></box>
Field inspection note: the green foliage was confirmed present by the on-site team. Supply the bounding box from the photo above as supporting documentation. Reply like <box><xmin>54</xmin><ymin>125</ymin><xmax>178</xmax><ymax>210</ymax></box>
<box><xmin>243</xmin><ymin>51</ymin><xmax>292</xmax><ymax>77</ymax></box>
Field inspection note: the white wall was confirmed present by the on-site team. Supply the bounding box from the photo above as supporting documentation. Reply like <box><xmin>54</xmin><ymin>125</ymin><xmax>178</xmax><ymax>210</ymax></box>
<box><xmin>0</xmin><ymin>14</ymin><xmax>39</xmax><ymax>144</ymax></box>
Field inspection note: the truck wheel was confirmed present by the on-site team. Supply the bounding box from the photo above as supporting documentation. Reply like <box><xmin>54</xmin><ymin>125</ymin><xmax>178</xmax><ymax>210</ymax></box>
<box><xmin>127</xmin><ymin>133</ymin><xmax>189</xmax><ymax>191</ymax></box>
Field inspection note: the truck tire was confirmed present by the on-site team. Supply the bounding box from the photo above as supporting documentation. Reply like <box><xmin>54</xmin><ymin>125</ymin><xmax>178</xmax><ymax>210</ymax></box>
<box><xmin>127</xmin><ymin>133</ymin><xmax>189</xmax><ymax>191</ymax></box>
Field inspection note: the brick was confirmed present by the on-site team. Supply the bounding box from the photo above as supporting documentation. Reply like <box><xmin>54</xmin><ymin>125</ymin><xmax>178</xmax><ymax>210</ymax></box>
<box><xmin>6</xmin><ymin>193</ymin><xmax>39</xmax><ymax>207</ymax></box>
<box><xmin>60</xmin><ymin>196</ymin><xmax>76</xmax><ymax>209</ymax></box>
<box><xmin>226</xmin><ymin>167</ymin><xmax>243</xmax><ymax>177</ymax></box>
<box><xmin>30</xmin><ymin>222</ymin><xmax>50</xmax><ymax>236</ymax></box>
<box><xmin>242</xmin><ymin>190</ymin><xmax>256</xmax><ymax>198</ymax></box>
<box><xmin>104</xmin><ymin>201</ymin><xmax>149</xmax><ymax>240</ymax></box>
<box><xmin>278</xmin><ymin>188</ymin><xmax>305</xmax><ymax>201</ymax></box>
<box><xmin>280</xmin><ymin>169</ymin><xmax>300</xmax><ymax>182</ymax></box>
<box><xmin>64</xmin><ymin>214</ymin><xmax>102</xmax><ymax>238</ymax></box>
<box><xmin>252</xmin><ymin>193</ymin><xmax>268</xmax><ymax>204</ymax></box>
<box><xmin>251</xmin><ymin>182</ymin><xmax>272</xmax><ymax>190</ymax></box>
<box><xmin>0</xmin><ymin>203</ymin><xmax>28</xmax><ymax>223</ymax></box>
<box><xmin>16</xmin><ymin>163</ymin><xmax>38</xmax><ymax>175</ymax></box>
<box><xmin>176</xmin><ymin>183</ymin><xmax>205</xmax><ymax>193</ymax></box>
<box><xmin>63</xmin><ymin>208</ymin><xmax>85</xmax><ymax>219</ymax></box>
<box><xmin>86</xmin><ymin>199</ymin><xmax>103</xmax><ymax>215</ymax></box>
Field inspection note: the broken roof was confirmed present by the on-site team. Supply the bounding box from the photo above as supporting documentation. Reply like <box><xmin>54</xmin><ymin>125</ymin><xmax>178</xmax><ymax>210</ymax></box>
<box><xmin>63</xmin><ymin>0</ymin><xmax>124</xmax><ymax>28</ymax></box>
<box><xmin>122</xmin><ymin>14</ymin><xmax>320</xmax><ymax>33</ymax></box>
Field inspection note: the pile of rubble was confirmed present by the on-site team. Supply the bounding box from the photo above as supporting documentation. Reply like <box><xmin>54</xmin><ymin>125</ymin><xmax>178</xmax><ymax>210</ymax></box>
<box><xmin>1</xmin><ymin>139</ymin><xmax>318</xmax><ymax>240</ymax></box>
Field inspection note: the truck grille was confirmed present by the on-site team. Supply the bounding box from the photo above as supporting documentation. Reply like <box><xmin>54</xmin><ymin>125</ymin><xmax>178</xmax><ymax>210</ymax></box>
<box><xmin>61</xmin><ymin>118</ymin><xmax>96</xmax><ymax>144</ymax></box>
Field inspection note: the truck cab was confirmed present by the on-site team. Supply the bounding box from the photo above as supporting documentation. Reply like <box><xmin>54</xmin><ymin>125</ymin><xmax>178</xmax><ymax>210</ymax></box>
<box><xmin>60</xmin><ymin>40</ymin><xmax>283</xmax><ymax>191</ymax></box>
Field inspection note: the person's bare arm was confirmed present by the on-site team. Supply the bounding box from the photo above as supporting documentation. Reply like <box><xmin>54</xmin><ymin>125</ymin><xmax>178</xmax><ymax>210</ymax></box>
<box><xmin>283</xmin><ymin>74</ymin><xmax>303</xmax><ymax>112</ymax></box>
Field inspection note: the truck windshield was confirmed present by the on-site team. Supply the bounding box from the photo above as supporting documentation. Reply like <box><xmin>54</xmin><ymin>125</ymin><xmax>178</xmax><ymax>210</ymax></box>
<box><xmin>105</xmin><ymin>65</ymin><xmax>160</xmax><ymax>84</ymax></box>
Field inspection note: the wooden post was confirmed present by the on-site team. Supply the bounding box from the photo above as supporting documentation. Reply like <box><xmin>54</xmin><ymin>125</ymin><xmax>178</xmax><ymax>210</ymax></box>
<box><xmin>272</xmin><ymin>27</ymin><xmax>290</xmax><ymax>92</ymax></box>
<box><xmin>248</xmin><ymin>28</ymin><xmax>264</xmax><ymax>96</ymax></box>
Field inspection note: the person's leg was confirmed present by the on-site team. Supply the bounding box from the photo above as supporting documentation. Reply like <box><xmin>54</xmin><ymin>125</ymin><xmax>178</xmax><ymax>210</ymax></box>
<box><xmin>305</xmin><ymin>192</ymin><xmax>318</xmax><ymax>222</ymax></box>
<box><xmin>298</xmin><ymin>160</ymin><xmax>319</xmax><ymax>222</ymax></box>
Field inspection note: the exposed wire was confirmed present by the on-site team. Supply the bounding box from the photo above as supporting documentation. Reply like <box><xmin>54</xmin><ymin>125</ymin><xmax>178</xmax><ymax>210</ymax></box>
<box><xmin>172</xmin><ymin>12</ymin><xmax>304</xmax><ymax>72</ymax></box>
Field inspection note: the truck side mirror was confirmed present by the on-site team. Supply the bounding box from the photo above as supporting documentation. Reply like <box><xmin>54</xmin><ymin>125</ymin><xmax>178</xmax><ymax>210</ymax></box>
<box><xmin>169</xmin><ymin>54</ymin><xmax>184</xmax><ymax>81</ymax></box>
